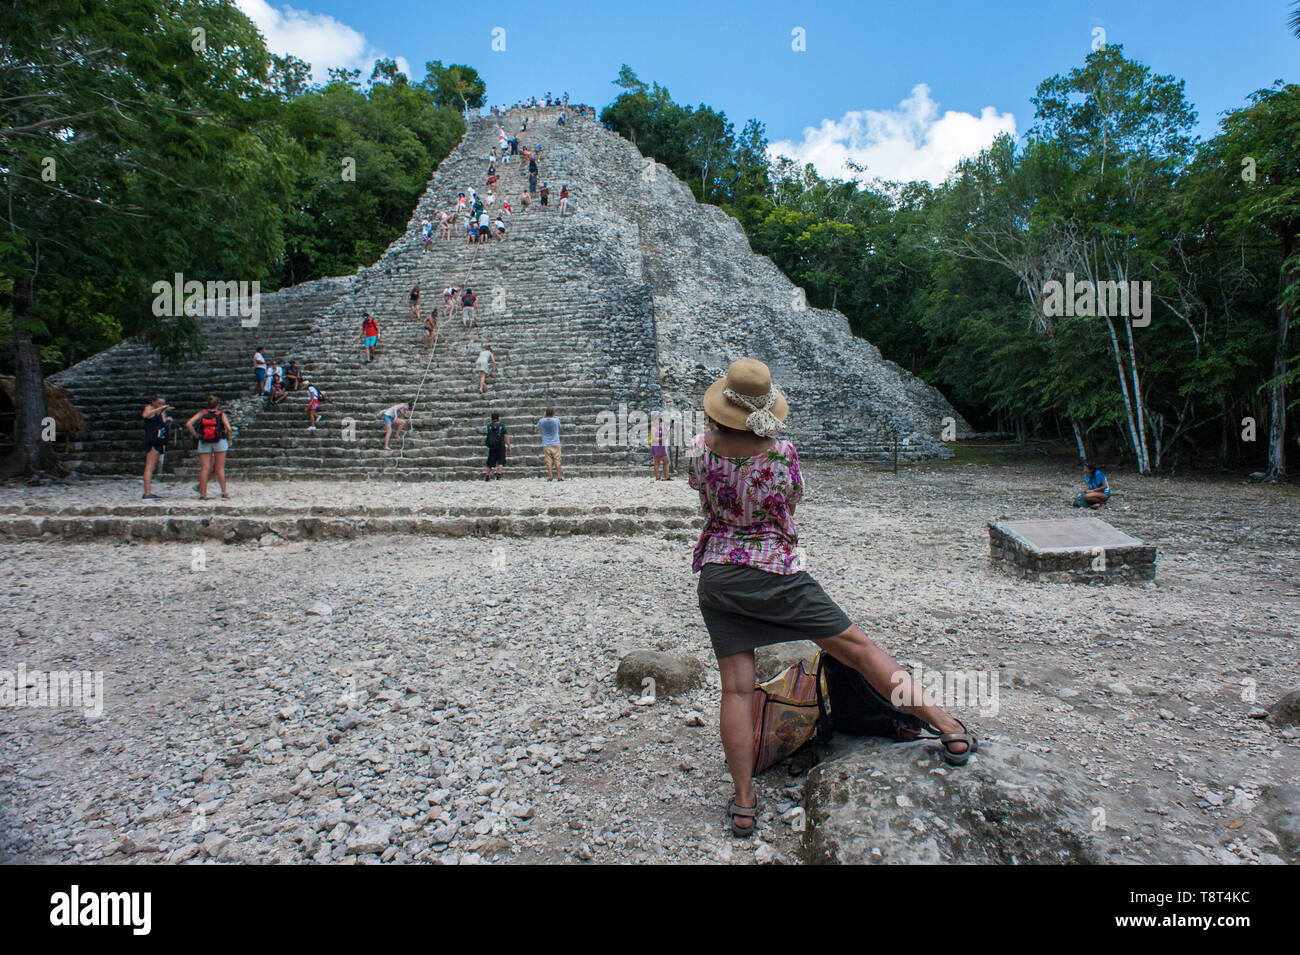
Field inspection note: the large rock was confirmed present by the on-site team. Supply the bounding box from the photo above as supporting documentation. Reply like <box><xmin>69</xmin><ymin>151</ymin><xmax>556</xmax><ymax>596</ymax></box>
<box><xmin>346</xmin><ymin>821</ymin><xmax>393</xmax><ymax>855</ymax></box>
<box><xmin>804</xmin><ymin>738</ymin><xmax>1164</xmax><ymax>865</ymax></box>
<box><xmin>615</xmin><ymin>651</ymin><xmax>703</xmax><ymax>698</ymax></box>
<box><xmin>1260</xmin><ymin>784</ymin><xmax>1300</xmax><ymax>863</ymax></box>
<box><xmin>754</xmin><ymin>641</ymin><xmax>820</xmax><ymax>681</ymax></box>
<box><xmin>1267</xmin><ymin>689</ymin><xmax>1300</xmax><ymax>728</ymax></box>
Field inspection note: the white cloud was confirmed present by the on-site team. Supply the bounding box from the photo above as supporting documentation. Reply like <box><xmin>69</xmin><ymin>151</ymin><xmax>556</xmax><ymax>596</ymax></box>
<box><xmin>235</xmin><ymin>0</ymin><xmax>411</xmax><ymax>85</ymax></box>
<box><xmin>768</xmin><ymin>84</ymin><xmax>1017</xmax><ymax>186</ymax></box>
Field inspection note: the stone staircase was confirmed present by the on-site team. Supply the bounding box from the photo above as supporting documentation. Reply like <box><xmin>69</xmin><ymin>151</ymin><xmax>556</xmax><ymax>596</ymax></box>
<box><xmin>53</xmin><ymin>105</ymin><xmax>966</xmax><ymax>481</ymax></box>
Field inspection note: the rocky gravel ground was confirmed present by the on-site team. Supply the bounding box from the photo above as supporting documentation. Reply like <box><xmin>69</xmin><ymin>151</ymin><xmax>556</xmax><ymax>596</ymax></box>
<box><xmin>0</xmin><ymin>456</ymin><xmax>1296</xmax><ymax>864</ymax></box>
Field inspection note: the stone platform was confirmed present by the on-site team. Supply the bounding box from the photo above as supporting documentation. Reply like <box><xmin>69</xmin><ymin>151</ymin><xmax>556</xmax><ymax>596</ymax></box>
<box><xmin>988</xmin><ymin>517</ymin><xmax>1156</xmax><ymax>583</ymax></box>
<box><xmin>0</xmin><ymin>476</ymin><xmax>699</xmax><ymax>544</ymax></box>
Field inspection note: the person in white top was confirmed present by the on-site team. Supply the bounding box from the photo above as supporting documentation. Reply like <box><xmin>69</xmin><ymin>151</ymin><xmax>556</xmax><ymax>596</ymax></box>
<box><xmin>306</xmin><ymin>382</ymin><xmax>322</xmax><ymax>430</ymax></box>
<box><xmin>475</xmin><ymin>346</ymin><xmax>497</xmax><ymax>394</ymax></box>
<box><xmin>253</xmin><ymin>348</ymin><xmax>267</xmax><ymax>395</ymax></box>
<box><xmin>381</xmin><ymin>402</ymin><xmax>411</xmax><ymax>450</ymax></box>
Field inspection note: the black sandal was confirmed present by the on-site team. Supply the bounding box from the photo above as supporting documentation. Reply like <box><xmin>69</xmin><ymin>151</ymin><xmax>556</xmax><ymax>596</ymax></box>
<box><xmin>935</xmin><ymin>719</ymin><xmax>978</xmax><ymax>767</ymax></box>
<box><xmin>726</xmin><ymin>798</ymin><xmax>758</xmax><ymax>838</ymax></box>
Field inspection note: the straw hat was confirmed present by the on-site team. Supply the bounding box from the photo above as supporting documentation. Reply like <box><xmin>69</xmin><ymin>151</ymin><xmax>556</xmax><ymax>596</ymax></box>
<box><xmin>702</xmin><ymin>359</ymin><xmax>789</xmax><ymax>436</ymax></box>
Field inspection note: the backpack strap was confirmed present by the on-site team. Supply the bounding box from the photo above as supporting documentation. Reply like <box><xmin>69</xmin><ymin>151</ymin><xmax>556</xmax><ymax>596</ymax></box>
<box><xmin>813</xmin><ymin>652</ymin><xmax>833</xmax><ymax>747</ymax></box>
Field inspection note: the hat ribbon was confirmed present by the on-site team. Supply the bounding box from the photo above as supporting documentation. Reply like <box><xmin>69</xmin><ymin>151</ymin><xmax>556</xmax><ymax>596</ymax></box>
<box><xmin>723</xmin><ymin>387</ymin><xmax>785</xmax><ymax>437</ymax></box>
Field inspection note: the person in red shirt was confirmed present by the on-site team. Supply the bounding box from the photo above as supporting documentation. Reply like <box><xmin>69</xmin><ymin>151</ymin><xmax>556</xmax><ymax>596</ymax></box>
<box><xmin>360</xmin><ymin>313</ymin><xmax>379</xmax><ymax>362</ymax></box>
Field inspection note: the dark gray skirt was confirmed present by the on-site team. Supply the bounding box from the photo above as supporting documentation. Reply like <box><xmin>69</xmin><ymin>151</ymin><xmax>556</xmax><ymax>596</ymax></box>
<box><xmin>697</xmin><ymin>562</ymin><xmax>853</xmax><ymax>659</ymax></box>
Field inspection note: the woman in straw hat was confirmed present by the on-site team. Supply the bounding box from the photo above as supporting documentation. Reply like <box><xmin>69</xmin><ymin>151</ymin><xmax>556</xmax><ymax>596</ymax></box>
<box><xmin>689</xmin><ymin>359</ymin><xmax>977</xmax><ymax>837</ymax></box>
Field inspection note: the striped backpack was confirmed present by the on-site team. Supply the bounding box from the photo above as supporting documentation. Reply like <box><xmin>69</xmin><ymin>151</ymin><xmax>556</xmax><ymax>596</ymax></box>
<box><xmin>751</xmin><ymin>652</ymin><xmax>825</xmax><ymax>774</ymax></box>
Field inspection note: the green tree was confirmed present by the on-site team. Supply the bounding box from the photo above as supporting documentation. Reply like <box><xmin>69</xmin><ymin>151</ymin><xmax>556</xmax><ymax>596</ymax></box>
<box><xmin>0</xmin><ymin>0</ymin><xmax>288</xmax><ymax>475</ymax></box>
<box><xmin>417</xmin><ymin>61</ymin><xmax>486</xmax><ymax>113</ymax></box>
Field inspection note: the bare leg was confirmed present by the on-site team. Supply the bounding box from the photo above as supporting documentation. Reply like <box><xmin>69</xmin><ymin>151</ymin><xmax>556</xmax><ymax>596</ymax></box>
<box><xmin>717</xmin><ymin>650</ymin><xmax>758</xmax><ymax>830</ymax></box>
<box><xmin>144</xmin><ymin>449</ymin><xmax>159</xmax><ymax>495</ymax></box>
<box><xmin>384</xmin><ymin>422</ymin><xmax>393</xmax><ymax>450</ymax></box>
<box><xmin>198</xmin><ymin>454</ymin><xmax>211</xmax><ymax>499</ymax></box>
<box><xmin>213</xmin><ymin>450</ymin><xmax>229</xmax><ymax>497</ymax></box>
<box><xmin>812</xmin><ymin>624</ymin><xmax>967</xmax><ymax>750</ymax></box>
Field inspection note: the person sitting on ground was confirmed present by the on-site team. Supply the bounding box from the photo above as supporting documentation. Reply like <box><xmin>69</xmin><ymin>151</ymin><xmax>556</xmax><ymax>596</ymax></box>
<box><xmin>141</xmin><ymin>395</ymin><xmax>172</xmax><ymax>499</ymax></box>
<box><xmin>690</xmin><ymin>359</ymin><xmax>976</xmax><ymax>838</ymax></box>
<box><xmin>360</xmin><ymin>313</ymin><xmax>379</xmax><ymax>362</ymax></box>
<box><xmin>284</xmin><ymin>361</ymin><xmax>303</xmax><ymax>392</ymax></box>
<box><xmin>408</xmin><ymin>283</ymin><xmax>420</xmax><ymax>320</ymax></box>
<box><xmin>269</xmin><ymin>374</ymin><xmax>287</xmax><ymax>406</ymax></box>
<box><xmin>501</xmin><ymin>200</ymin><xmax>512</xmax><ymax>218</ymax></box>
<box><xmin>462</xmin><ymin>289</ymin><xmax>478</xmax><ymax>326</ymax></box>
<box><xmin>485</xmin><ymin>188</ymin><xmax>496</xmax><ymax>208</ymax></box>
<box><xmin>465</xmin><ymin>217</ymin><xmax>478</xmax><ymax>244</ymax></box>
<box><xmin>538</xmin><ymin>408</ymin><xmax>563</xmax><ymax>481</ymax></box>
<box><xmin>261</xmin><ymin>358</ymin><xmax>279</xmax><ymax>401</ymax></box>
<box><xmin>424</xmin><ymin>310</ymin><xmax>438</xmax><ymax>348</ymax></box>
<box><xmin>1080</xmin><ymin>461</ymin><xmax>1111</xmax><ymax>508</ymax></box>
<box><xmin>381</xmin><ymin>402</ymin><xmax>412</xmax><ymax>450</ymax></box>
<box><xmin>306</xmin><ymin>380</ymin><xmax>322</xmax><ymax>431</ymax></box>
<box><xmin>185</xmin><ymin>395</ymin><xmax>232</xmax><ymax>500</ymax></box>
<box><xmin>484</xmin><ymin>412</ymin><xmax>510</xmax><ymax>480</ymax></box>
<box><xmin>475</xmin><ymin>345</ymin><xmax>497</xmax><ymax>393</ymax></box>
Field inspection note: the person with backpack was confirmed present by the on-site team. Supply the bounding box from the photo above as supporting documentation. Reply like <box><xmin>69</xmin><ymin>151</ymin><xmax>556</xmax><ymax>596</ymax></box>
<box><xmin>185</xmin><ymin>395</ymin><xmax>233</xmax><ymax>500</ymax></box>
<box><xmin>141</xmin><ymin>395</ymin><xmax>172</xmax><ymax>499</ymax></box>
<box><xmin>360</xmin><ymin>313</ymin><xmax>379</xmax><ymax>362</ymax></box>
<box><xmin>461</xmin><ymin>289</ymin><xmax>478</xmax><ymax>328</ymax></box>
<box><xmin>484</xmin><ymin>412</ymin><xmax>510</xmax><ymax>480</ymax></box>
<box><xmin>689</xmin><ymin>359</ymin><xmax>976</xmax><ymax>838</ymax></box>
<box><xmin>305</xmin><ymin>380</ymin><xmax>323</xmax><ymax>430</ymax></box>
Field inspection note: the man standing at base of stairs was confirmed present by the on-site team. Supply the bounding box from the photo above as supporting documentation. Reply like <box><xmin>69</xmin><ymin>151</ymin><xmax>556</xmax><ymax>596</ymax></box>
<box><xmin>485</xmin><ymin>413</ymin><xmax>510</xmax><ymax>480</ymax></box>
<box><xmin>539</xmin><ymin>408</ymin><xmax>563</xmax><ymax>482</ymax></box>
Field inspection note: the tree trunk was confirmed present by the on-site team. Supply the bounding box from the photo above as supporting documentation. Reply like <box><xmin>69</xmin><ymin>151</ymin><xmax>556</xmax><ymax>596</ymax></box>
<box><xmin>1070</xmin><ymin>417</ymin><xmax>1087</xmax><ymax>461</ymax></box>
<box><xmin>1102</xmin><ymin>315</ymin><xmax>1149</xmax><ymax>473</ymax></box>
<box><xmin>4</xmin><ymin>327</ymin><xmax>57</xmax><ymax>478</ymax></box>
<box><xmin>1265</xmin><ymin>235</ymin><xmax>1295</xmax><ymax>481</ymax></box>
<box><xmin>1123</xmin><ymin>317</ymin><xmax>1152</xmax><ymax>472</ymax></box>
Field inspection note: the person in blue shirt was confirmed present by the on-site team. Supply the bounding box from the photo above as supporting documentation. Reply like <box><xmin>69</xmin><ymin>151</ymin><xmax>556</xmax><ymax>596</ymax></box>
<box><xmin>1083</xmin><ymin>462</ymin><xmax>1110</xmax><ymax>507</ymax></box>
<box><xmin>538</xmin><ymin>408</ymin><xmax>563</xmax><ymax>481</ymax></box>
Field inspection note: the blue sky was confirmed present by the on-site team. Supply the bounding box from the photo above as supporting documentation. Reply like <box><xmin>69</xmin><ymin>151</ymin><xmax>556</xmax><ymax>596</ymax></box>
<box><xmin>237</xmin><ymin>0</ymin><xmax>1298</xmax><ymax>183</ymax></box>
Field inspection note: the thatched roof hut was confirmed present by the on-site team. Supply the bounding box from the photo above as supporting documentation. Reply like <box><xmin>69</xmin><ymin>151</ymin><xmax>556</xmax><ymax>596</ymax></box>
<box><xmin>0</xmin><ymin>376</ymin><xmax>88</xmax><ymax>435</ymax></box>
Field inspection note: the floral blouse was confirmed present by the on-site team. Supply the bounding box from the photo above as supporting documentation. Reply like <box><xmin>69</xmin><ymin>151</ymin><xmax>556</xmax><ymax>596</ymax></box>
<box><xmin>687</xmin><ymin>433</ymin><xmax>805</xmax><ymax>574</ymax></box>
